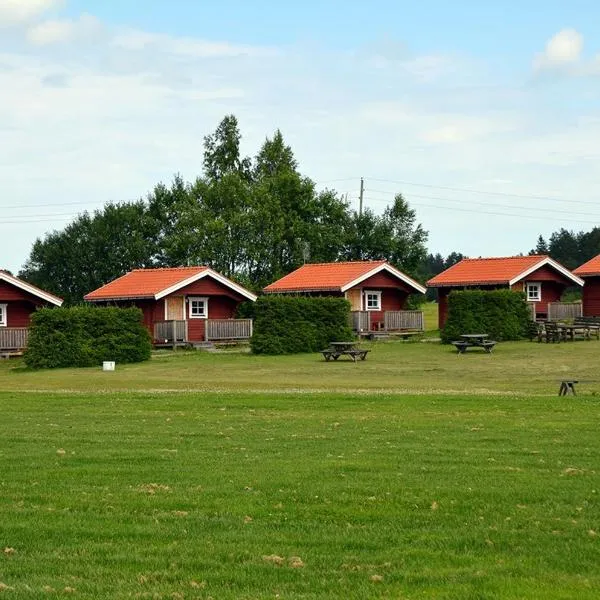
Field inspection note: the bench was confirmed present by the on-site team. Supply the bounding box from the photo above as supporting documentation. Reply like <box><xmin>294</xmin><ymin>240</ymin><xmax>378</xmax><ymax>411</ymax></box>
<box><xmin>452</xmin><ymin>340</ymin><xmax>497</xmax><ymax>354</ymax></box>
<box><xmin>558</xmin><ymin>380</ymin><xmax>578</xmax><ymax>396</ymax></box>
<box><xmin>574</xmin><ymin>318</ymin><xmax>600</xmax><ymax>340</ymax></box>
<box><xmin>537</xmin><ymin>322</ymin><xmax>562</xmax><ymax>343</ymax></box>
<box><xmin>322</xmin><ymin>349</ymin><xmax>370</xmax><ymax>362</ymax></box>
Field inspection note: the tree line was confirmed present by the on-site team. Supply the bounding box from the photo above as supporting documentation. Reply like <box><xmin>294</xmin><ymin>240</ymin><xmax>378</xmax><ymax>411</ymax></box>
<box><xmin>529</xmin><ymin>229</ymin><xmax>600</xmax><ymax>270</ymax></box>
<box><xmin>20</xmin><ymin>116</ymin><xmax>430</xmax><ymax>304</ymax></box>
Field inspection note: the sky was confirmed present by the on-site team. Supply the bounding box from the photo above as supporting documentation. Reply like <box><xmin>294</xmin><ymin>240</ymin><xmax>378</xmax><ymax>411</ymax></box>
<box><xmin>1</xmin><ymin>0</ymin><xmax>600</xmax><ymax>273</ymax></box>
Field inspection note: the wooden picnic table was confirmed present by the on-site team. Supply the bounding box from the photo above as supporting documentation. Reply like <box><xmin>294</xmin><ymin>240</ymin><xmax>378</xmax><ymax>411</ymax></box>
<box><xmin>322</xmin><ymin>341</ymin><xmax>370</xmax><ymax>362</ymax></box>
<box><xmin>452</xmin><ymin>333</ymin><xmax>496</xmax><ymax>354</ymax></box>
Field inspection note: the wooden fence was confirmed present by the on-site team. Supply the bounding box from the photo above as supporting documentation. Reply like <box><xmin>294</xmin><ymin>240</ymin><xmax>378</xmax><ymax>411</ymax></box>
<box><xmin>154</xmin><ymin>320</ymin><xmax>188</xmax><ymax>343</ymax></box>
<box><xmin>350</xmin><ymin>311</ymin><xmax>371</xmax><ymax>332</ymax></box>
<box><xmin>527</xmin><ymin>302</ymin><xmax>536</xmax><ymax>321</ymax></box>
<box><xmin>350</xmin><ymin>310</ymin><xmax>424</xmax><ymax>332</ymax></box>
<box><xmin>0</xmin><ymin>327</ymin><xmax>29</xmax><ymax>350</ymax></box>
<box><xmin>384</xmin><ymin>310</ymin><xmax>424</xmax><ymax>331</ymax></box>
<box><xmin>547</xmin><ymin>302</ymin><xmax>583</xmax><ymax>321</ymax></box>
<box><xmin>206</xmin><ymin>319</ymin><xmax>253</xmax><ymax>341</ymax></box>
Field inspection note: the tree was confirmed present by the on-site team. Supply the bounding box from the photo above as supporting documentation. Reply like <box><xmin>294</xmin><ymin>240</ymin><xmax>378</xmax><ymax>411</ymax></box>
<box><xmin>20</xmin><ymin>201</ymin><xmax>158</xmax><ymax>304</ymax></box>
<box><xmin>381</xmin><ymin>194</ymin><xmax>428</xmax><ymax>275</ymax></box>
<box><xmin>529</xmin><ymin>235</ymin><xmax>549</xmax><ymax>255</ymax></box>
<box><xmin>203</xmin><ymin>115</ymin><xmax>251</xmax><ymax>181</ymax></box>
<box><xmin>548</xmin><ymin>229</ymin><xmax>580</xmax><ymax>269</ymax></box>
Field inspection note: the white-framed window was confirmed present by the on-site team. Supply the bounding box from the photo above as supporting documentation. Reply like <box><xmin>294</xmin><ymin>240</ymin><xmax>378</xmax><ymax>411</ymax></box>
<box><xmin>525</xmin><ymin>282</ymin><xmax>541</xmax><ymax>302</ymax></box>
<box><xmin>364</xmin><ymin>290</ymin><xmax>382</xmax><ymax>311</ymax></box>
<box><xmin>0</xmin><ymin>304</ymin><xmax>6</xmax><ymax>327</ymax></box>
<box><xmin>188</xmin><ymin>297</ymin><xmax>208</xmax><ymax>319</ymax></box>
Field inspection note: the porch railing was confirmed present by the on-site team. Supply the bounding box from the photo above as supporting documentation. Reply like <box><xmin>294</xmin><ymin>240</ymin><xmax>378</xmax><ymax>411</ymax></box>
<box><xmin>206</xmin><ymin>319</ymin><xmax>253</xmax><ymax>341</ymax></box>
<box><xmin>547</xmin><ymin>302</ymin><xmax>583</xmax><ymax>321</ymax></box>
<box><xmin>384</xmin><ymin>310</ymin><xmax>424</xmax><ymax>331</ymax></box>
<box><xmin>154</xmin><ymin>320</ymin><xmax>188</xmax><ymax>343</ymax></box>
<box><xmin>350</xmin><ymin>310</ymin><xmax>424</xmax><ymax>332</ymax></box>
<box><xmin>0</xmin><ymin>327</ymin><xmax>29</xmax><ymax>351</ymax></box>
<box><xmin>350</xmin><ymin>311</ymin><xmax>371</xmax><ymax>332</ymax></box>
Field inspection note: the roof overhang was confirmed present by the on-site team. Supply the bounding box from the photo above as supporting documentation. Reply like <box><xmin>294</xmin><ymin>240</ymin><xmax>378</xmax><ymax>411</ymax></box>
<box><xmin>509</xmin><ymin>257</ymin><xmax>584</xmax><ymax>287</ymax></box>
<box><xmin>85</xmin><ymin>294</ymin><xmax>155</xmax><ymax>302</ymax></box>
<box><xmin>427</xmin><ymin>280</ymin><xmax>508</xmax><ymax>288</ymax></box>
<box><xmin>341</xmin><ymin>263</ymin><xmax>426</xmax><ymax>295</ymax></box>
<box><xmin>0</xmin><ymin>272</ymin><xmax>63</xmax><ymax>306</ymax></box>
<box><xmin>155</xmin><ymin>268</ymin><xmax>257</xmax><ymax>302</ymax></box>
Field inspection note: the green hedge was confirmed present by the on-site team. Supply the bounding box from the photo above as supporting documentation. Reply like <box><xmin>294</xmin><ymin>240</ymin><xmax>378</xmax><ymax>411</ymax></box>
<box><xmin>251</xmin><ymin>296</ymin><xmax>354</xmax><ymax>355</ymax></box>
<box><xmin>24</xmin><ymin>306</ymin><xmax>152</xmax><ymax>369</ymax></box>
<box><xmin>441</xmin><ymin>289</ymin><xmax>531</xmax><ymax>343</ymax></box>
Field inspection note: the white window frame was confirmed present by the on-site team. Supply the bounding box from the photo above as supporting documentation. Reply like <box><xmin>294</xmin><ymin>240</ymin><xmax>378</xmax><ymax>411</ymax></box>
<box><xmin>364</xmin><ymin>290</ymin><xmax>382</xmax><ymax>311</ymax></box>
<box><xmin>525</xmin><ymin>282</ymin><xmax>541</xmax><ymax>302</ymax></box>
<box><xmin>0</xmin><ymin>303</ymin><xmax>6</xmax><ymax>327</ymax></box>
<box><xmin>188</xmin><ymin>296</ymin><xmax>208</xmax><ymax>319</ymax></box>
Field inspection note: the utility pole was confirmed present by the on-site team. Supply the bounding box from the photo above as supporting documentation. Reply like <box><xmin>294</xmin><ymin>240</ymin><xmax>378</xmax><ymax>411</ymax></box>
<box><xmin>359</xmin><ymin>177</ymin><xmax>364</xmax><ymax>216</ymax></box>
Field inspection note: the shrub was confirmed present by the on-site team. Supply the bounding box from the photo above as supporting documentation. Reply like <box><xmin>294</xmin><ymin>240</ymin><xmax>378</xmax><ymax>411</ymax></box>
<box><xmin>441</xmin><ymin>289</ymin><xmax>531</xmax><ymax>343</ymax></box>
<box><xmin>250</xmin><ymin>296</ymin><xmax>354</xmax><ymax>355</ymax></box>
<box><xmin>24</xmin><ymin>306</ymin><xmax>152</xmax><ymax>369</ymax></box>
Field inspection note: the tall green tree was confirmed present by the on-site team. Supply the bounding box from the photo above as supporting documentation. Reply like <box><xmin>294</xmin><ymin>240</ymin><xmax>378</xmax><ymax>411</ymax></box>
<box><xmin>20</xmin><ymin>202</ymin><xmax>158</xmax><ymax>304</ymax></box>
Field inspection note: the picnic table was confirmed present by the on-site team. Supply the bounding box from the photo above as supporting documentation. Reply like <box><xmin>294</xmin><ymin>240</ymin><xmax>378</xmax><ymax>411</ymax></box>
<box><xmin>322</xmin><ymin>341</ymin><xmax>370</xmax><ymax>362</ymax></box>
<box><xmin>452</xmin><ymin>333</ymin><xmax>497</xmax><ymax>354</ymax></box>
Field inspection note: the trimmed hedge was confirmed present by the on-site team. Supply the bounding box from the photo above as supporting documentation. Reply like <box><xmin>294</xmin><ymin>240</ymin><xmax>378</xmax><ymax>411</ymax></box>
<box><xmin>24</xmin><ymin>306</ymin><xmax>152</xmax><ymax>369</ymax></box>
<box><xmin>441</xmin><ymin>289</ymin><xmax>531</xmax><ymax>343</ymax></box>
<box><xmin>251</xmin><ymin>296</ymin><xmax>354</xmax><ymax>355</ymax></box>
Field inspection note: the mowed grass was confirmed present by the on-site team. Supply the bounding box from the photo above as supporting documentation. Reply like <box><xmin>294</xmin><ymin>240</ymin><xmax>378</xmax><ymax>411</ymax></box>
<box><xmin>1</xmin><ymin>391</ymin><xmax>599</xmax><ymax>599</ymax></box>
<box><xmin>2</xmin><ymin>324</ymin><xmax>600</xmax><ymax>598</ymax></box>
<box><xmin>0</xmin><ymin>336</ymin><xmax>598</xmax><ymax>396</ymax></box>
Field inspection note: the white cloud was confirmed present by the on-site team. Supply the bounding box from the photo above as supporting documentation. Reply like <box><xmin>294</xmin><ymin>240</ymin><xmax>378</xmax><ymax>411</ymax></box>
<box><xmin>112</xmin><ymin>28</ymin><xmax>273</xmax><ymax>58</ymax></box>
<box><xmin>1</xmin><ymin>14</ymin><xmax>600</xmax><ymax>272</ymax></box>
<box><xmin>26</xmin><ymin>13</ymin><xmax>102</xmax><ymax>45</ymax></box>
<box><xmin>532</xmin><ymin>28</ymin><xmax>600</xmax><ymax>75</ymax></box>
<box><xmin>0</xmin><ymin>0</ymin><xmax>61</xmax><ymax>26</ymax></box>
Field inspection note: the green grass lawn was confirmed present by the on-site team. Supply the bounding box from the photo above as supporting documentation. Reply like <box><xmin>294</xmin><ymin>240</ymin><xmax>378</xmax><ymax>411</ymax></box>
<box><xmin>1</xmin><ymin>337</ymin><xmax>600</xmax><ymax>598</ymax></box>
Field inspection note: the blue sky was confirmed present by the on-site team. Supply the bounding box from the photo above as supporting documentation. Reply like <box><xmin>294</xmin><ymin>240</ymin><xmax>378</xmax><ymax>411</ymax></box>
<box><xmin>1</xmin><ymin>0</ymin><xmax>600</xmax><ymax>273</ymax></box>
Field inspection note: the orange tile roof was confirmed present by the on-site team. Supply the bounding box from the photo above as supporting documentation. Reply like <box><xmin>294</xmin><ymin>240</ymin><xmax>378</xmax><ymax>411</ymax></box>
<box><xmin>264</xmin><ymin>260</ymin><xmax>401</xmax><ymax>293</ymax></box>
<box><xmin>574</xmin><ymin>254</ymin><xmax>600</xmax><ymax>277</ymax></box>
<box><xmin>85</xmin><ymin>267</ymin><xmax>209</xmax><ymax>300</ymax></box>
<box><xmin>427</xmin><ymin>255</ymin><xmax>549</xmax><ymax>287</ymax></box>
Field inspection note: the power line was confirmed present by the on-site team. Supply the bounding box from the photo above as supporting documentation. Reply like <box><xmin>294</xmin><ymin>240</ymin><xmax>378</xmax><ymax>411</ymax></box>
<box><xmin>365</xmin><ymin>188</ymin><xmax>600</xmax><ymax>219</ymax></box>
<box><xmin>360</xmin><ymin>196</ymin><xmax>600</xmax><ymax>225</ymax></box>
<box><xmin>367</xmin><ymin>176</ymin><xmax>600</xmax><ymax>207</ymax></box>
<box><xmin>0</xmin><ymin>199</ymin><xmax>121</xmax><ymax>211</ymax></box>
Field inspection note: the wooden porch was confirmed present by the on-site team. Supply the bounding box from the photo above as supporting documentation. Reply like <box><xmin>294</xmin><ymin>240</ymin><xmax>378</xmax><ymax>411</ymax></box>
<box><xmin>153</xmin><ymin>319</ymin><xmax>253</xmax><ymax>346</ymax></box>
<box><xmin>0</xmin><ymin>327</ymin><xmax>29</xmax><ymax>354</ymax></box>
<box><xmin>350</xmin><ymin>311</ymin><xmax>424</xmax><ymax>335</ymax></box>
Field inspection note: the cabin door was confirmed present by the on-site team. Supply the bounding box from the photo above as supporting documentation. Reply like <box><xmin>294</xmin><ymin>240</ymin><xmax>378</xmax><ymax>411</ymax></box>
<box><xmin>165</xmin><ymin>296</ymin><xmax>185</xmax><ymax>320</ymax></box>
<box><xmin>346</xmin><ymin>288</ymin><xmax>363</xmax><ymax>311</ymax></box>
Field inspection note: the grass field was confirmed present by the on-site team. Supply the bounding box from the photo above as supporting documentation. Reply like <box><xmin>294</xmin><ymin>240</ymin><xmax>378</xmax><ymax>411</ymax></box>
<box><xmin>1</xmin><ymin>334</ymin><xmax>600</xmax><ymax>598</ymax></box>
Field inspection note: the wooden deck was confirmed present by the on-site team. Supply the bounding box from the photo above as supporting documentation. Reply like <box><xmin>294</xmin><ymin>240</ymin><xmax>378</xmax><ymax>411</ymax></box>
<box><xmin>350</xmin><ymin>310</ymin><xmax>424</xmax><ymax>334</ymax></box>
<box><xmin>153</xmin><ymin>319</ymin><xmax>253</xmax><ymax>346</ymax></box>
<box><xmin>0</xmin><ymin>327</ymin><xmax>29</xmax><ymax>352</ymax></box>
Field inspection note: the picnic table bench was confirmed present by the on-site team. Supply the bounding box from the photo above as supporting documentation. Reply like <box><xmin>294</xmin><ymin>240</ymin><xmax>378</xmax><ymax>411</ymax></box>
<box><xmin>322</xmin><ymin>341</ymin><xmax>370</xmax><ymax>362</ymax></box>
<box><xmin>452</xmin><ymin>334</ymin><xmax>497</xmax><ymax>354</ymax></box>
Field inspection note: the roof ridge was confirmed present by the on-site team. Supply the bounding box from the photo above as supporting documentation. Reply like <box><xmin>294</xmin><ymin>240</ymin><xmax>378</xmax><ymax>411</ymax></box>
<box><xmin>299</xmin><ymin>260</ymin><xmax>387</xmax><ymax>267</ymax></box>
<box><xmin>131</xmin><ymin>266</ymin><xmax>207</xmax><ymax>272</ymax></box>
<box><xmin>460</xmin><ymin>255</ymin><xmax>547</xmax><ymax>262</ymax></box>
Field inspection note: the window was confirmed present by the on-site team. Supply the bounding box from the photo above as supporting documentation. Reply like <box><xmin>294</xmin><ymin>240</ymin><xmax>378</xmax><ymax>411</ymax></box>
<box><xmin>525</xmin><ymin>282</ymin><xmax>541</xmax><ymax>302</ymax></box>
<box><xmin>364</xmin><ymin>291</ymin><xmax>382</xmax><ymax>311</ymax></box>
<box><xmin>0</xmin><ymin>304</ymin><xmax>6</xmax><ymax>327</ymax></box>
<box><xmin>188</xmin><ymin>297</ymin><xmax>208</xmax><ymax>319</ymax></box>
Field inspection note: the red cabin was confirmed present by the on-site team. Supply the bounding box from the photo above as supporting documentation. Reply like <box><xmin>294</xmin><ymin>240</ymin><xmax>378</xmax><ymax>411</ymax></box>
<box><xmin>264</xmin><ymin>261</ymin><xmax>427</xmax><ymax>333</ymax></box>
<box><xmin>427</xmin><ymin>255</ymin><xmax>583</xmax><ymax>329</ymax></box>
<box><xmin>0</xmin><ymin>271</ymin><xmax>63</xmax><ymax>352</ymax></box>
<box><xmin>84</xmin><ymin>267</ymin><xmax>257</xmax><ymax>346</ymax></box>
<box><xmin>574</xmin><ymin>255</ymin><xmax>600</xmax><ymax>316</ymax></box>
